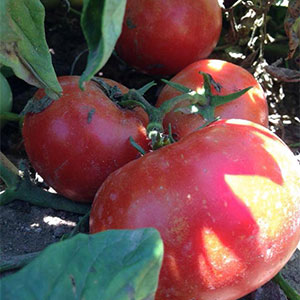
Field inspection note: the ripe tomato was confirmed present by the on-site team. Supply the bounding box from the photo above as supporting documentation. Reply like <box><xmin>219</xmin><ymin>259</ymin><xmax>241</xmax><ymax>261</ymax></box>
<box><xmin>23</xmin><ymin>76</ymin><xmax>149</xmax><ymax>202</ymax></box>
<box><xmin>116</xmin><ymin>0</ymin><xmax>222</xmax><ymax>76</ymax></box>
<box><xmin>90</xmin><ymin>119</ymin><xmax>300</xmax><ymax>300</ymax></box>
<box><xmin>156</xmin><ymin>59</ymin><xmax>269</xmax><ymax>139</ymax></box>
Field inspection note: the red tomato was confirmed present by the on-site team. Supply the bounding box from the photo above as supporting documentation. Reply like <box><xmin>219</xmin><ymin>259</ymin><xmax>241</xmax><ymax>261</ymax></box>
<box><xmin>90</xmin><ymin>119</ymin><xmax>300</xmax><ymax>300</ymax></box>
<box><xmin>156</xmin><ymin>59</ymin><xmax>269</xmax><ymax>139</ymax></box>
<box><xmin>23</xmin><ymin>76</ymin><xmax>149</xmax><ymax>202</ymax></box>
<box><xmin>116</xmin><ymin>0</ymin><xmax>222</xmax><ymax>76</ymax></box>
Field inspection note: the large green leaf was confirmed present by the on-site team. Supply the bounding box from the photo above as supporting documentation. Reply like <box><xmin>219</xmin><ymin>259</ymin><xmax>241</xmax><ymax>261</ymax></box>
<box><xmin>1</xmin><ymin>228</ymin><xmax>163</xmax><ymax>300</ymax></box>
<box><xmin>79</xmin><ymin>0</ymin><xmax>127</xmax><ymax>89</ymax></box>
<box><xmin>0</xmin><ymin>0</ymin><xmax>62</xmax><ymax>99</ymax></box>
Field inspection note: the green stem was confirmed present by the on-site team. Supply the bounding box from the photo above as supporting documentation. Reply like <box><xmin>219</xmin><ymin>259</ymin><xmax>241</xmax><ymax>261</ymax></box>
<box><xmin>0</xmin><ymin>112</ymin><xmax>24</xmax><ymax>123</ymax></box>
<box><xmin>122</xmin><ymin>89</ymin><xmax>165</xmax><ymax>133</ymax></box>
<box><xmin>0</xmin><ymin>152</ymin><xmax>90</xmax><ymax>214</ymax></box>
<box><xmin>0</xmin><ymin>152</ymin><xmax>19</xmax><ymax>187</ymax></box>
<box><xmin>273</xmin><ymin>272</ymin><xmax>300</xmax><ymax>300</ymax></box>
<box><xmin>136</xmin><ymin>81</ymin><xmax>157</xmax><ymax>96</ymax></box>
<box><xmin>162</xmin><ymin>72</ymin><xmax>252</xmax><ymax>123</ymax></box>
<box><xmin>123</xmin><ymin>89</ymin><xmax>196</xmax><ymax>133</ymax></box>
<box><xmin>69</xmin><ymin>7</ymin><xmax>81</xmax><ymax>16</ymax></box>
<box><xmin>0</xmin><ymin>252</ymin><xmax>40</xmax><ymax>273</ymax></box>
<box><xmin>289</xmin><ymin>142</ymin><xmax>300</xmax><ymax>148</ymax></box>
<box><xmin>61</xmin><ymin>211</ymin><xmax>90</xmax><ymax>241</ymax></box>
<box><xmin>119</xmin><ymin>73</ymin><xmax>251</xmax><ymax>148</ymax></box>
<box><xmin>122</xmin><ymin>89</ymin><xmax>196</xmax><ymax>149</ymax></box>
<box><xmin>129</xmin><ymin>137</ymin><xmax>146</xmax><ymax>155</ymax></box>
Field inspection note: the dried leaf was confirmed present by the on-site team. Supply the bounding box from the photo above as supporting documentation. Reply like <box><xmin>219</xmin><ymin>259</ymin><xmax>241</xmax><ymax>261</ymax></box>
<box><xmin>265</xmin><ymin>59</ymin><xmax>300</xmax><ymax>82</ymax></box>
<box><xmin>284</xmin><ymin>0</ymin><xmax>300</xmax><ymax>59</ymax></box>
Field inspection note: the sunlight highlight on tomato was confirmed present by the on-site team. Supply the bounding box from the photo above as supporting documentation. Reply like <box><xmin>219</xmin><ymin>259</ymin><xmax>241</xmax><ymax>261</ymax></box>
<box><xmin>90</xmin><ymin>119</ymin><xmax>300</xmax><ymax>300</ymax></box>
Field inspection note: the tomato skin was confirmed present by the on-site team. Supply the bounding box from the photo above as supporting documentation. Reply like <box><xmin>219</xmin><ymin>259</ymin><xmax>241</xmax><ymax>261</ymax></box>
<box><xmin>23</xmin><ymin>76</ymin><xmax>149</xmax><ymax>202</ymax></box>
<box><xmin>116</xmin><ymin>0</ymin><xmax>222</xmax><ymax>76</ymax></box>
<box><xmin>156</xmin><ymin>59</ymin><xmax>269</xmax><ymax>139</ymax></box>
<box><xmin>90</xmin><ymin>119</ymin><xmax>300</xmax><ymax>300</ymax></box>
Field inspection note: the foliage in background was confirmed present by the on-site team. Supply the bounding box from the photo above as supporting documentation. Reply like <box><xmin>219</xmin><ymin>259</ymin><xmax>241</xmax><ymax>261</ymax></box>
<box><xmin>0</xmin><ymin>0</ymin><xmax>62</xmax><ymax>99</ymax></box>
<box><xmin>79</xmin><ymin>0</ymin><xmax>127</xmax><ymax>88</ymax></box>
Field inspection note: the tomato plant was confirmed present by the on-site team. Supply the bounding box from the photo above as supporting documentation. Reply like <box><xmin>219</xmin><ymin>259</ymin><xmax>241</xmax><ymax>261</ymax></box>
<box><xmin>0</xmin><ymin>72</ymin><xmax>13</xmax><ymax>129</ymax></box>
<box><xmin>22</xmin><ymin>76</ymin><xmax>149</xmax><ymax>202</ymax></box>
<box><xmin>116</xmin><ymin>0</ymin><xmax>222</xmax><ymax>76</ymax></box>
<box><xmin>90</xmin><ymin>119</ymin><xmax>300</xmax><ymax>300</ymax></box>
<box><xmin>156</xmin><ymin>59</ymin><xmax>269</xmax><ymax>139</ymax></box>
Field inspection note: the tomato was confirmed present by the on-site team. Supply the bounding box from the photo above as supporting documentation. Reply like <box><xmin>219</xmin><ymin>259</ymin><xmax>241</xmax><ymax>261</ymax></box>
<box><xmin>116</xmin><ymin>0</ymin><xmax>222</xmax><ymax>76</ymax></box>
<box><xmin>90</xmin><ymin>119</ymin><xmax>300</xmax><ymax>300</ymax></box>
<box><xmin>156</xmin><ymin>59</ymin><xmax>269</xmax><ymax>139</ymax></box>
<box><xmin>23</xmin><ymin>76</ymin><xmax>149</xmax><ymax>202</ymax></box>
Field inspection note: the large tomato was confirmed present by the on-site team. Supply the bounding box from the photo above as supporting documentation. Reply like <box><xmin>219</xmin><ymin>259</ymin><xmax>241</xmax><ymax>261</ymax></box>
<box><xmin>156</xmin><ymin>59</ymin><xmax>269</xmax><ymax>139</ymax></box>
<box><xmin>90</xmin><ymin>119</ymin><xmax>300</xmax><ymax>300</ymax></box>
<box><xmin>23</xmin><ymin>76</ymin><xmax>149</xmax><ymax>202</ymax></box>
<box><xmin>116</xmin><ymin>0</ymin><xmax>222</xmax><ymax>76</ymax></box>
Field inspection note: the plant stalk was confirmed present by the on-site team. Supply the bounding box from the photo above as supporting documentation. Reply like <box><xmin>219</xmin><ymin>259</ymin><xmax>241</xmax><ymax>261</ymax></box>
<box><xmin>273</xmin><ymin>272</ymin><xmax>300</xmax><ymax>300</ymax></box>
<box><xmin>0</xmin><ymin>152</ymin><xmax>90</xmax><ymax>214</ymax></box>
<box><xmin>0</xmin><ymin>252</ymin><xmax>40</xmax><ymax>273</ymax></box>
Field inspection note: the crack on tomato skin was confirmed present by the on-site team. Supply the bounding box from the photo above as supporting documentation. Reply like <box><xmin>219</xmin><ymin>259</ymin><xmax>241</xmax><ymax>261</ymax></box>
<box><xmin>54</xmin><ymin>159</ymin><xmax>70</xmax><ymax>182</ymax></box>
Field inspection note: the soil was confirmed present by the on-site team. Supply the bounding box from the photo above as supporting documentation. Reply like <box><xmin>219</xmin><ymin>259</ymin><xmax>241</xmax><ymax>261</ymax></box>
<box><xmin>0</xmin><ymin>4</ymin><xmax>299</xmax><ymax>299</ymax></box>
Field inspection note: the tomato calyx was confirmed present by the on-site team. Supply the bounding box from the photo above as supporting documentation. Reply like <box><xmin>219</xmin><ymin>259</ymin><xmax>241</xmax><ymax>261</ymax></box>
<box><xmin>125</xmin><ymin>71</ymin><xmax>252</xmax><ymax>149</ymax></box>
<box><xmin>90</xmin><ymin>77</ymin><xmax>171</xmax><ymax>149</ymax></box>
<box><xmin>21</xmin><ymin>95</ymin><xmax>55</xmax><ymax>115</ymax></box>
<box><xmin>92</xmin><ymin>77</ymin><xmax>124</xmax><ymax>102</ymax></box>
<box><xmin>162</xmin><ymin>71</ymin><xmax>253</xmax><ymax>124</ymax></box>
<box><xmin>121</xmin><ymin>87</ymin><xmax>193</xmax><ymax>149</ymax></box>
<box><xmin>93</xmin><ymin>74</ymin><xmax>252</xmax><ymax>151</ymax></box>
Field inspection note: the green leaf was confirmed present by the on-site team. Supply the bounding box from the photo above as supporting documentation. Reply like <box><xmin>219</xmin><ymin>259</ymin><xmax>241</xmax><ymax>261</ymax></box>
<box><xmin>0</xmin><ymin>72</ymin><xmax>13</xmax><ymax>129</ymax></box>
<box><xmin>0</xmin><ymin>0</ymin><xmax>62</xmax><ymax>99</ymax></box>
<box><xmin>137</xmin><ymin>81</ymin><xmax>157</xmax><ymax>96</ymax></box>
<box><xmin>1</xmin><ymin>228</ymin><xmax>163</xmax><ymax>300</ymax></box>
<box><xmin>79</xmin><ymin>0</ymin><xmax>127</xmax><ymax>89</ymax></box>
<box><xmin>211</xmin><ymin>86</ymin><xmax>253</xmax><ymax>107</ymax></box>
<box><xmin>161</xmin><ymin>79</ymin><xmax>192</xmax><ymax>94</ymax></box>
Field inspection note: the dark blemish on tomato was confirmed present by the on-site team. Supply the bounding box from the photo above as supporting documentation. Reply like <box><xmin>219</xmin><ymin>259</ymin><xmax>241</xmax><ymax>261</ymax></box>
<box><xmin>87</xmin><ymin>108</ymin><xmax>96</xmax><ymax>124</ymax></box>
<box><xmin>126</xmin><ymin>17</ymin><xmax>136</xmax><ymax>29</ymax></box>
